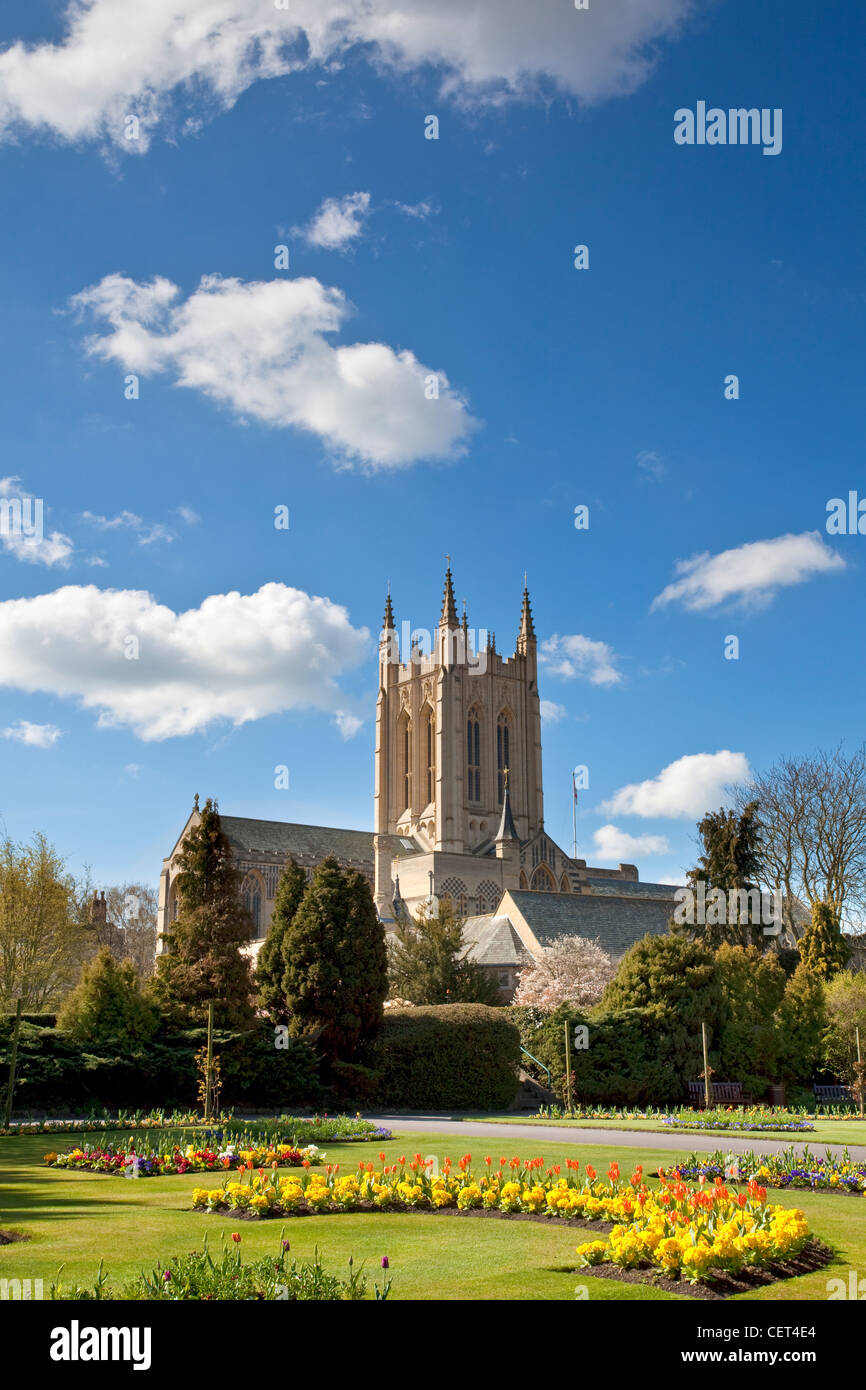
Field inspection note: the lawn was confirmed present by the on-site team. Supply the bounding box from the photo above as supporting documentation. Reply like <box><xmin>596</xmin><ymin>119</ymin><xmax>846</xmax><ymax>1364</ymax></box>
<box><xmin>1</xmin><ymin>1127</ymin><xmax>862</xmax><ymax>1300</ymax></box>
<box><xmin>465</xmin><ymin>1115</ymin><xmax>866</xmax><ymax>1148</ymax></box>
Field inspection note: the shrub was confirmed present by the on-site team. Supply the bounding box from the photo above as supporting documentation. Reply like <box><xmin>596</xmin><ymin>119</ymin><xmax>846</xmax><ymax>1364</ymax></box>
<box><xmin>372</xmin><ymin>1004</ymin><xmax>520</xmax><ymax>1109</ymax></box>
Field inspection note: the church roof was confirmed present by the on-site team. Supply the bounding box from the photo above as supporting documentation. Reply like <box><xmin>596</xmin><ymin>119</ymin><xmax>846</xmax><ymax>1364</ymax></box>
<box><xmin>462</xmin><ymin>913</ymin><xmax>531</xmax><ymax>967</ymax></box>
<box><xmin>218</xmin><ymin>815</ymin><xmax>417</xmax><ymax>865</ymax></box>
<box><xmin>583</xmin><ymin>876</ymin><xmax>682</xmax><ymax>900</ymax></box>
<box><xmin>504</xmin><ymin>888</ymin><xmax>674</xmax><ymax>958</ymax></box>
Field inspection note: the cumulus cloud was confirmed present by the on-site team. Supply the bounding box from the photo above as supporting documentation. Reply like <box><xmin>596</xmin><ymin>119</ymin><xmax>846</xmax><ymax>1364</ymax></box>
<box><xmin>69</xmin><ymin>273</ymin><xmax>476</xmax><ymax>470</ymax></box>
<box><xmin>600</xmin><ymin>751</ymin><xmax>751</xmax><ymax>820</ymax></box>
<box><xmin>299</xmin><ymin>192</ymin><xmax>371</xmax><ymax>249</ymax></box>
<box><xmin>591</xmin><ymin>824</ymin><xmax>670</xmax><ymax>863</ymax></box>
<box><xmin>1</xmin><ymin>720</ymin><xmax>62</xmax><ymax>748</ymax></box>
<box><xmin>0</xmin><ymin>582</ymin><xmax>370</xmax><ymax>741</ymax></box>
<box><xmin>0</xmin><ymin>477</ymin><xmax>74</xmax><ymax>568</ymax></box>
<box><xmin>396</xmin><ymin>200</ymin><xmax>436</xmax><ymax>220</ymax></box>
<box><xmin>539</xmin><ymin>633</ymin><xmax>623</xmax><ymax>686</ymax></box>
<box><xmin>651</xmin><ymin>532</ymin><xmax>845</xmax><ymax>612</ymax></box>
<box><xmin>0</xmin><ymin>1</ymin><xmax>697</xmax><ymax>150</ymax></box>
<box><xmin>540</xmin><ymin>699</ymin><xmax>568</xmax><ymax>725</ymax></box>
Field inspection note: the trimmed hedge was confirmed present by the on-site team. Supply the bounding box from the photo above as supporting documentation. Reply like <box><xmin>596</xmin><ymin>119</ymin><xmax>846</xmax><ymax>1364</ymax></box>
<box><xmin>372</xmin><ymin>1004</ymin><xmax>520</xmax><ymax>1109</ymax></box>
<box><xmin>0</xmin><ymin>1020</ymin><xmax>322</xmax><ymax>1113</ymax></box>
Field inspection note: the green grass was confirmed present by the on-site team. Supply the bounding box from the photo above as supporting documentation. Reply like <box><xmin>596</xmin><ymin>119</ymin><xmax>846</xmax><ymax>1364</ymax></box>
<box><xmin>464</xmin><ymin>1115</ymin><xmax>866</xmax><ymax>1147</ymax></box>
<box><xmin>0</xmin><ymin>1128</ymin><xmax>861</xmax><ymax>1300</ymax></box>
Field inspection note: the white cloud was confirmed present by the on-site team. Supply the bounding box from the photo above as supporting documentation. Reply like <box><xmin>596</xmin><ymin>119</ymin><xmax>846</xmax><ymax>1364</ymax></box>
<box><xmin>601</xmin><ymin>751</ymin><xmax>751</xmax><ymax>820</ymax></box>
<box><xmin>396</xmin><ymin>200</ymin><xmax>435</xmax><ymax>220</ymax></box>
<box><xmin>82</xmin><ymin>510</ymin><xmax>175</xmax><ymax>545</ymax></box>
<box><xmin>334</xmin><ymin>710</ymin><xmax>363</xmax><ymax>739</ymax></box>
<box><xmin>539</xmin><ymin>633</ymin><xmax>623</xmax><ymax>686</ymax></box>
<box><xmin>70</xmin><ymin>273</ymin><xmax>477</xmax><ymax>470</ymax></box>
<box><xmin>651</xmin><ymin>532</ymin><xmax>845</xmax><ymax>613</ymax></box>
<box><xmin>0</xmin><ymin>582</ymin><xmax>370</xmax><ymax>741</ymax></box>
<box><xmin>299</xmin><ymin>192</ymin><xmax>371</xmax><ymax>250</ymax></box>
<box><xmin>2</xmin><ymin>720</ymin><xmax>62</xmax><ymax>748</ymax></box>
<box><xmin>540</xmin><ymin>699</ymin><xmax>567</xmax><ymax>725</ymax></box>
<box><xmin>591</xmin><ymin>824</ymin><xmax>670</xmax><ymax>863</ymax></box>
<box><xmin>176</xmin><ymin>506</ymin><xmax>200</xmax><ymax>525</ymax></box>
<box><xmin>0</xmin><ymin>477</ymin><xmax>74</xmax><ymax>568</ymax></box>
<box><xmin>0</xmin><ymin>1</ymin><xmax>697</xmax><ymax>150</ymax></box>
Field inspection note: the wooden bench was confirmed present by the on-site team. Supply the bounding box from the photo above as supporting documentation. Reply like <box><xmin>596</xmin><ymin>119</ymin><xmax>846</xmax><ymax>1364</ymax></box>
<box><xmin>688</xmin><ymin>1080</ymin><xmax>744</xmax><ymax>1108</ymax></box>
<box><xmin>813</xmin><ymin>1083</ymin><xmax>852</xmax><ymax>1103</ymax></box>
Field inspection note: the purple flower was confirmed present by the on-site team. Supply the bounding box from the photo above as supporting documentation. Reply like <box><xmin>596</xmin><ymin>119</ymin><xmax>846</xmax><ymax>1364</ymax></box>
<box><xmin>381</xmin><ymin>1256</ymin><xmax>389</xmax><ymax>1269</ymax></box>
<box><xmin>163</xmin><ymin>1270</ymin><xmax>171</xmax><ymax>1282</ymax></box>
<box><xmin>282</xmin><ymin>1240</ymin><xmax>290</xmax><ymax>1251</ymax></box>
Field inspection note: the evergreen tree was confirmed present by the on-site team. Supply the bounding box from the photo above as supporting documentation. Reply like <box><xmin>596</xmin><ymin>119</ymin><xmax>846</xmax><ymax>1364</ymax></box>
<box><xmin>678</xmin><ymin>801</ymin><xmax>766</xmax><ymax>947</ymax></box>
<box><xmin>777</xmin><ymin>961</ymin><xmax>827</xmax><ymax>1087</ymax></box>
<box><xmin>256</xmin><ymin>858</ymin><xmax>307</xmax><ymax>1022</ymax></box>
<box><xmin>798</xmin><ymin>901</ymin><xmax>850</xmax><ymax>981</ymax></box>
<box><xmin>57</xmin><ymin>947</ymin><xmax>159</xmax><ymax>1050</ymax></box>
<box><xmin>387</xmin><ymin>898</ymin><xmax>501</xmax><ymax>1006</ymax></box>
<box><xmin>281</xmin><ymin>858</ymin><xmax>388</xmax><ymax>1059</ymax></box>
<box><xmin>153</xmin><ymin>798</ymin><xmax>255</xmax><ymax>1028</ymax></box>
<box><xmin>714</xmin><ymin>943</ymin><xmax>786</xmax><ymax>1093</ymax></box>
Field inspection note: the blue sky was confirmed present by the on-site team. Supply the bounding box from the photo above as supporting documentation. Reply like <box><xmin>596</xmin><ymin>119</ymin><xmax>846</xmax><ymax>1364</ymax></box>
<box><xmin>0</xmin><ymin>0</ymin><xmax>863</xmax><ymax>893</ymax></box>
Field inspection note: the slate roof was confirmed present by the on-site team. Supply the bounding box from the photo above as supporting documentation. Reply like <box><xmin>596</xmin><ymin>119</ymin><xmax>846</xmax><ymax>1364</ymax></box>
<box><xmin>461</xmin><ymin>914</ymin><xmax>531</xmax><ymax>967</ymax></box>
<box><xmin>219</xmin><ymin>816</ymin><xmax>417</xmax><ymax>865</ymax></box>
<box><xmin>505</xmin><ymin>889</ymin><xmax>674</xmax><ymax>958</ymax></box>
<box><xmin>583</xmin><ymin>876</ymin><xmax>682</xmax><ymax>899</ymax></box>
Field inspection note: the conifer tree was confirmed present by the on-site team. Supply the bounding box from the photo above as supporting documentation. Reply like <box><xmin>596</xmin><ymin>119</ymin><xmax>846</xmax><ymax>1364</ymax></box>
<box><xmin>679</xmin><ymin>801</ymin><xmax>766</xmax><ymax>947</ymax></box>
<box><xmin>387</xmin><ymin>898</ymin><xmax>501</xmax><ymax>1006</ymax></box>
<box><xmin>281</xmin><ymin>858</ymin><xmax>387</xmax><ymax>1059</ymax></box>
<box><xmin>58</xmin><ymin>947</ymin><xmax>158</xmax><ymax>1050</ymax></box>
<box><xmin>255</xmin><ymin>858</ymin><xmax>307</xmax><ymax>1022</ymax></box>
<box><xmin>798</xmin><ymin>901</ymin><xmax>850</xmax><ymax>981</ymax></box>
<box><xmin>777</xmin><ymin>961</ymin><xmax>827</xmax><ymax>1086</ymax></box>
<box><xmin>153</xmin><ymin>798</ymin><xmax>255</xmax><ymax>1028</ymax></box>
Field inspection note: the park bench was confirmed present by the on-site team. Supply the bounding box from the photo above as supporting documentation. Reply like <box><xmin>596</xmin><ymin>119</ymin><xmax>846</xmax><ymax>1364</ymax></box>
<box><xmin>813</xmin><ymin>1083</ymin><xmax>852</xmax><ymax>1103</ymax></box>
<box><xmin>688</xmin><ymin>1080</ymin><xmax>745</xmax><ymax>1108</ymax></box>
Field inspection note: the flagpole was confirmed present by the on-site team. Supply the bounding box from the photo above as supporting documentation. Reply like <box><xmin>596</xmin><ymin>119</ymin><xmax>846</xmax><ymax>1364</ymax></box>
<box><xmin>572</xmin><ymin>770</ymin><xmax>577</xmax><ymax>860</ymax></box>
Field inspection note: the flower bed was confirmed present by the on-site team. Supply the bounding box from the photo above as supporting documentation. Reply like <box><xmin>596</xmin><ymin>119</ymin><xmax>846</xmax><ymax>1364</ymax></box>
<box><xmin>4</xmin><ymin>1111</ymin><xmax>392</xmax><ymax>1143</ymax></box>
<box><xmin>575</xmin><ymin>1175</ymin><xmax>809</xmax><ymax>1284</ymax></box>
<box><xmin>535</xmin><ymin>1103</ymin><xmax>858</xmax><ymax>1123</ymax></box>
<box><xmin>664</xmin><ymin>1145</ymin><xmax>866</xmax><ymax>1194</ymax></box>
<box><xmin>661</xmin><ymin>1116</ymin><xmax>814</xmax><ymax>1133</ymax></box>
<box><xmin>45</xmin><ymin>1140</ymin><xmax>324</xmax><ymax>1177</ymax></box>
<box><xmin>190</xmin><ymin>1152</ymin><xmax>812</xmax><ymax>1285</ymax></box>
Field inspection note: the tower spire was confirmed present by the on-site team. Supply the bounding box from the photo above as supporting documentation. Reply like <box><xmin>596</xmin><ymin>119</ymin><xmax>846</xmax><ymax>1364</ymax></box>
<box><xmin>382</xmin><ymin>583</ymin><xmax>395</xmax><ymax>631</ymax></box>
<box><xmin>439</xmin><ymin>558</ymin><xmax>458</xmax><ymax>628</ymax></box>
<box><xmin>496</xmin><ymin>768</ymin><xmax>519</xmax><ymax>844</ymax></box>
<box><xmin>517</xmin><ymin>577</ymin><xmax>536</xmax><ymax>653</ymax></box>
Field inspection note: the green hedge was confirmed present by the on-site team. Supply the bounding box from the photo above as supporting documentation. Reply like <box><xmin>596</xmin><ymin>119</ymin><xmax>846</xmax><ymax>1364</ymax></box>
<box><xmin>372</xmin><ymin>1004</ymin><xmax>520</xmax><ymax>1109</ymax></box>
<box><xmin>0</xmin><ymin>1021</ymin><xmax>322</xmax><ymax>1114</ymax></box>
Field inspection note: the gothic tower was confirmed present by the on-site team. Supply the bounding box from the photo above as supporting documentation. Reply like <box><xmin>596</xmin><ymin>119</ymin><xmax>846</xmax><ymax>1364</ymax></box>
<box><xmin>374</xmin><ymin>565</ymin><xmax>544</xmax><ymax>919</ymax></box>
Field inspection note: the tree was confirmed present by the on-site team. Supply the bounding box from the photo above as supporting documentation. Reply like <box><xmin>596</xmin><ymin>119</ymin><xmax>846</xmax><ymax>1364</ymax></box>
<box><xmin>0</xmin><ymin>834</ymin><xmax>91</xmax><ymax>1010</ymax></box>
<box><xmin>513</xmin><ymin>934</ymin><xmax>614</xmax><ymax>1010</ymax></box>
<box><xmin>603</xmin><ymin>933</ymin><xmax>720</xmax><ymax>1024</ymax></box>
<box><xmin>255</xmin><ymin>858</ymin><xmax>307</xmax><ymax>1022</ymax></box>
<box><xmin>824</xmin><ymin>969</ymin><xmax>866</xmax><ymax>1084</ymax></box>
<box><xmin>101</xmin><ymin>884</ymin><xmax>159</xmax><ymax>980</ymax></box>
<box><xmin>387</xmin><ymin>899</ymin><xmax>501</xmax><ymax>1006</ymax></box>
<box><xmin>713</xmin><ymin>943</ymin><xmax>786</xmax><ymax>1092</ymax></box>
<box><xmin>798</xmin><ymin>902</ymin><xmax>849</xmax><ymax>981</ymax></box>
<box><xmin>734</xmin><ymin>744</ymin><xmax>866</xmax><ymax>932</ymax></box>
<box><xmin>57</xmin><ymin>947</ymin><xmax>158</xmax><ymax>1050</ymax></box>
<box><xmin>152</xmin><ymin>798</ymin><xmax>255</xmax><ymax>1028</ymax></box>
<box><xmin>776</xmin><ymin>962</ymin><xmax>827</xmax><ymax>1088</ymax></box>
<box><xmin>282</xmin><ymin>858</ymin><xmax>388</xmax><ymax>1059</ymax></box>
<box><xmin>678</xmin><ymin>802</ymin><xmax>766</xmax><ymax>947</ymax></box>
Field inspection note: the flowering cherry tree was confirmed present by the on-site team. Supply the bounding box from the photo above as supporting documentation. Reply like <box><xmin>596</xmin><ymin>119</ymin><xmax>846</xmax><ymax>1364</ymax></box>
<box><xmin>513</xmin><ymin>934</ymin><xmax>615</xmax><ymax>1009</ymax></box>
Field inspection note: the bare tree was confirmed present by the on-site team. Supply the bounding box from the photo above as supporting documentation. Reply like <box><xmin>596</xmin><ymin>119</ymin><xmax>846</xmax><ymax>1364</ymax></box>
<box><xmin>734</xmin><ymin>744</ymin><xmax>866</xmax><ymax>933</ymax></box>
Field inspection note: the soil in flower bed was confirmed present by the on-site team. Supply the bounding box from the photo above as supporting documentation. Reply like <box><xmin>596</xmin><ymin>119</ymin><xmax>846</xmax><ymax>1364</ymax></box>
<box><xmin>569</xmin><ymin>1239</ymin><xmax>832</xmax><ymax>1301</ymax></box>
<box><xmin>201</xmin><ymin>1202</ymin><xmax>622</xmax><ymax>1230</ymax></box>
<box><xmin>0</xmin><ymin>1230</ymin><xmax>29</xmax><ymax>1245</ymax></box>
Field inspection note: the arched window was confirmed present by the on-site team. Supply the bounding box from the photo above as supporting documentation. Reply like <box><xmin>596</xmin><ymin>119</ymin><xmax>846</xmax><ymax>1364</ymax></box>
<box><xmin>530</xmin><ymin>864</ymin><xmax>557</xmax><ymax>893</ymax></box>
<box><xmin>241</xmin><ymin>873</ymin><xmax>263</xmax><ymax>936</ymax></box>
<box><xmin>399</xmin><ymin>713</ymin><xmax>412</xmax><ymax>812</ymax></box>
<box><xmin>496</xmin><ymin>712</ymin><xmax>511</xmax><ymax>805</ymax></box>
<box><xmin>519</xmin><ymin>870</ymin><xmax>529</xmax><ymax>889</ymax></box>
<box><xmin>467</xmin><ymin>708</ymin><xmax>481</xmax><ymax>803</ymax></box>
<box><xmin>560</xmin><ymin>873</ymin><xmax>571</xmax><ymax>893</ymax></box>
<box><xmin>476</xmin><ymin>879</ymin><xmax>500</xmax><ymax>914</ymax></box>
<box><xmin>424</xmin><ymin>707</ymin><xmax>435</xmax><ymax>806</ymax></box>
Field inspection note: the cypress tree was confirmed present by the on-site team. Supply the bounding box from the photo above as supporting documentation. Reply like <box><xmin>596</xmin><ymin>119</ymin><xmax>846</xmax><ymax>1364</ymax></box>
<box><xmin>153</xmin><ymin>798</ymin><xmax>255</xmax><ymax>1028</ymax></box>
<box><xmin>281</xmin><ymin>858</ymin><xmax>387</xmax><ymax>1060</ymax></box>
<box><xmin>798</xmin><ymin>901</ymin><xmax>849</xmax><ymax>981</ymax></box>
<box><xmin>58</xmin><ymin>947</ymin><xmax>158</xmax><ymax>1050</ymax></box>
<box><xmin>256</xmin><ymin>858</ymin><xmax>307</xmax><ymax>1022</ymax></box>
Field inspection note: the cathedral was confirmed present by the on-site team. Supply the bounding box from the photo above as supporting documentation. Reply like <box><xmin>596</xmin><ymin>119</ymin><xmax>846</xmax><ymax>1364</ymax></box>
<box><xmin>158</xmin><ymin>567</ymin><xmax>681</xmax><ymax>997</ymax></box>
